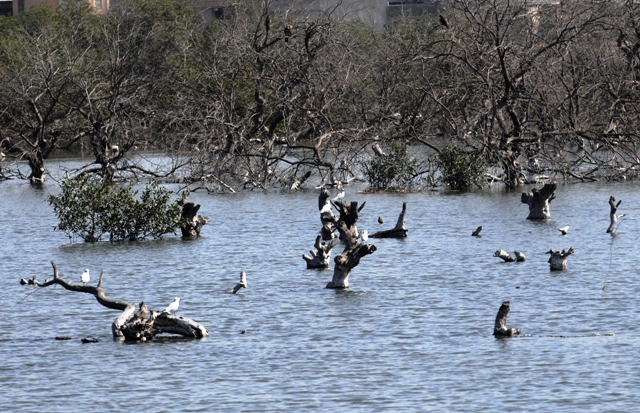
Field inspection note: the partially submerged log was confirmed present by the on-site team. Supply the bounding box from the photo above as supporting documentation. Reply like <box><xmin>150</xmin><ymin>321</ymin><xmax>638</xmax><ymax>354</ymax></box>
<box><xmin>547</xmin><ymin>247</ymin><xmax>574</xmax><ymax>271</ymax></box>
<box><xmin>326</xmin><ymin>200</ymin><xmax>376</xmax><ymax>288</ymax></box>
<box><xmin>23</xmin><ymin>262</ymin><xmax>208</xmax><ymax>341</ymax></box>
<box><xmin>180</xmin><ymin>202</ymin><xmax>210</xmax><ymax>238</ymax></box>
<box><xmin>494</xmin><ymin>250</ymin><xmax>515</xmax><ymax>262</ymax></box>
<box><xmin>521</xmin><ymin>182</ymin><xmax>557</xmax><ymax>219</ymax></box>
<box><xmin>493</xmin><ymin>301</ymin><xmax>521</xmax><ymax>337</ymax></box>
<box><xmin>226</xmin><ymin>271</ymin><xmax>247</xmax><ymax>294</ymax></box>
<box><xmin>303</xmin><ymin>235</ymin><xmax>337</xmax><ymax>268</ymax></box>
<box><xmin>319</xmin><ymin>188</ymin><xmax>337</xmax><ymax>240</ymax></box>
<box><xmin>513</xmin><ymin>251</ymin><xmax>526</xmax><ymax>262</ymax></box>
<box><xmin>370</xmin><ymin>202</ymin><xmax>408</xmax><ymax>238</ymax></box>
<box><xmin>472</xmin><ymin>226</ymin><xmax>482</xmax><ymax>237</ymax></box>
<box><xmin>606</xmin><ymin>196</ymin><xmax>625</xmax><ymax>233</ymax></box>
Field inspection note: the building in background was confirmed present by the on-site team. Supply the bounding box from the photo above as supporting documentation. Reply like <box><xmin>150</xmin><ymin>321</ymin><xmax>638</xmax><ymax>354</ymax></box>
<box><xmin>0</xmin><ymin>0</ymin><xmax>13</xmax><ymax>15</ymax></box>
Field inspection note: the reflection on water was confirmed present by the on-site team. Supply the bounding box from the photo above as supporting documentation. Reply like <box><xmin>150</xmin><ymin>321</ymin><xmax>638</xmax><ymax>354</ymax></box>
<box><xmin>1</xmin><ymin>164</ymin><xmax>640</xmax><ymax>411</ymax></box>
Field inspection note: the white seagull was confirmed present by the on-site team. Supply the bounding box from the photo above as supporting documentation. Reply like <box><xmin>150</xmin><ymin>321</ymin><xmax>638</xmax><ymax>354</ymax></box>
<box><xmin>333</xmin><ymin>190</ymin><xmax>345</xmax><ymax>201</ymax></box>
<box><xmin>320</xmin><ymin>201</ymin><xmax>332</xmax><ymax>214</ymax></box>
<box><xmin>360</xmin><ymin>230</ymin><xmax>368</xmax><ymax>242</ymax></box>
<box><xmin>558</xmin><ymin>226</ymin><xmax>569</xmax><ymax>235</ymax></box>
<box><xmin>165</xmin><ymin>297</ymin><xmax>180</xmax><ymax>314</ymax></box>
<box><xmin>80</xmin><ymin>269</ymin><xmax>90</xmax><ymax>285</ymax></box>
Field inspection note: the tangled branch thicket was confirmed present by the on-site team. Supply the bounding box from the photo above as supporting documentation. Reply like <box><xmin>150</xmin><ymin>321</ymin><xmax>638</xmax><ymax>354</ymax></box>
<box><xmin>2</xmin><ymin>0</ymin><xmax>640</xmax><ymax>190</ymax></box>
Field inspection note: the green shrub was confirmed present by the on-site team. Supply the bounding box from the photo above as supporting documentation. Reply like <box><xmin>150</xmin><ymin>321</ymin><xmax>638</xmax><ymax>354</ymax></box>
<box><xmin>436</xmin><ymin>146</ymin><xmax>485</xmax><ymax>191</ymax></box>
<box><xmin>48</xmin><ymin>175</ymin><xmax>184</xmax><ymax>242</ymax></box>
<box><xmin>362</xmin><ymin>140</ymin><xmax>419</xmax><ymax>191</ymax></box>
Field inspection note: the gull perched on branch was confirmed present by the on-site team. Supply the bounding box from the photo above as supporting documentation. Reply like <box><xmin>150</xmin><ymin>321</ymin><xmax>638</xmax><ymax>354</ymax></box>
<box><xmin>333</xmin><ymin>190</ymin><xmax>345</xmax><ymax>201</ymax></box>
<box><xmin>165</xmin><ymin>297</ymin><xmax>180</xmax><ymax>314</ymax></box>
<box><xmin>80</xmin><ymin>269</ymin><xmax>90</xmax><ymax>285</ymax></box>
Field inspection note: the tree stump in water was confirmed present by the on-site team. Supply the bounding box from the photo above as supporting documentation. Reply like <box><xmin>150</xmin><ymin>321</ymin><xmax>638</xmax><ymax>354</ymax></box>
<box><xmin>180</xmin><ymin>202</ymin><xmax>209</xmax><ymax>238</ymax></box>
<box><xmin>606</xmin><ymin>196</ymin><xmax>625</xmax><ymax>233</ymax></box>
<box><xmin>493</xmin><ymin>301</ymin><xmax>521</xmax><ymax>337</ymax></box>
<box><xmin>370</xmin><ymin>202</ymin><xmax>408</xmax><ymax>238</ymax></box>
<box><xmin>22</xmin><ymin>262</ymin><xmax>208</xmax><ymax>341</ymax></box>
<box><xmin>326</xmin><ymin>200</ymin><xmax>376</xmax><ymax>289</ymax></box>
<box><xmin>547</xmin><ymin>247</ymin><xmax>574</xmax><ymax>271</ymax></box>
<box><xmin>493</xmin><ymin>250</ymin><xmax>515</xmax><ymax>262</ymax></box>
<box><xmin>319</xmin><ymin>188</ymin><xmax>337</xmax><ymax>240</ymax></box>
<box><xmin>521</xmin><ymin>182</ymin><xmax>557</xmax><ymax>219</ymax></box>
<box><xmin>303</xmin><ymin>235</ymin><xmax>337</xmax><ymax>268</ymax></box>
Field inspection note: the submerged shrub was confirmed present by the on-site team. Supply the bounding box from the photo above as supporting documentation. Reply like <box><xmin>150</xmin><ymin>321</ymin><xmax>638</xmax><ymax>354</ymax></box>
<box><xmin>362</xmin><ymin>140</ymin><xmax>419</xmax><ymax>191</ymax></box>
<box><xmin>437</xmin><ymin>146</ymin><xmax>485</xmax><ymax>191</ymax></box>
<box><xmin>48</xmin><ymin>175</ymin><xmax>184</xmax><ymax>242</ymax></box>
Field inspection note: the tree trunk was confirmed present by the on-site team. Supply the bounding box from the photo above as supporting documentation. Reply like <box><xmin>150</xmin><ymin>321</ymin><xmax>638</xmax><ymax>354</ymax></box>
<box><xmin>180</xmin><ymin>202</ymin><xmax>209</xmax><ymax>238</ymax></box>
<box><xmin>493</xmin><ymin>301</ymin><xmax>521</xmax><ymax>337</ymax></box>
<box><xmin>303</xmin><ymin>235</ymin><xmax>337</xmax><ymax>268</ymax></box>
<box><xmin>547</xmin><ymin>247</ymin><xmax>573</xmax><ymax>271</ymax></box>
<box><xmin>23</xmin><ymin>262</ymin><xmax>208</xmax><ymax>341</ymax></box>
<box><xmin>319</xmin><ymin>188</ymin><xmax>337</xmax><ymax>240</ymax></box>
<box><xmin>370</xmin><ymin>202</ymin><xmax>408</xmax><ymax>238</ymax></box>
<box><xmin>521</xmin><ymin>182</ymin><xmax>557</xmax><ymax>219</ymax></box>
<box><xmin>27</xmin><ymin>155</ymin><xmax>45</xmax><ymax>184</ymax></box>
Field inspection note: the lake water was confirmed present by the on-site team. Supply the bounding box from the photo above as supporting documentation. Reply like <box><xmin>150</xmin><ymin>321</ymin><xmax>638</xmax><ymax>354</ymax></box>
<box><xmin>2</xmin><ymin>160</ymin><xmax>640</xmax><ymax>412</ymax></box>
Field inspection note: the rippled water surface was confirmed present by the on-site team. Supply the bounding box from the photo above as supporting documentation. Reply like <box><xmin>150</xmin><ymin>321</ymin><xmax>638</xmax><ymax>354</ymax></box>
<box><xmin>2</xmin><ymin>162</ymin><xmax>640</xmax><ymax>412</ymax></box>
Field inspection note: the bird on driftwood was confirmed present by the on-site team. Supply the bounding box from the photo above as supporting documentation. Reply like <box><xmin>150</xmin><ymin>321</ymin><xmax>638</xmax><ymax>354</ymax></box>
<box><xmin>80</xmin><ymin>269</ymin><xmax>90</xmax><ymax>285</ymax></box>
<box><xmin>558</xmin><ymin>226</ymin><xmax>569</xmax><ymax>235</ymax></box>
<box><xmin>472</xmin><ymin>226</ymin><xmax>482</xmax><ymax>237</ymax></box>
<box><xmin>165</xmin><ymin>297</ymin><xmax>180</xmax><ymax>314</ymax></box>
<box><xmin>378</xmin><ymin>216</ymin><xmax>384</xmax><ymax>225</ymax></box>
<box><xmin>360</xmin><ymin>230</ymin><xmax>369</xmax><ymax>242</ymax></box>
<box><xmin>333</xmin><ymin>190</ymin><xmax>345</xmax><ymax>201</ymax></box>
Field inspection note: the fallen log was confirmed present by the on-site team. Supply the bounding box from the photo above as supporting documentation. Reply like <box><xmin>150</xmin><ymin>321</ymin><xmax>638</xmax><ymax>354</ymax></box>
<box><xmin>493</xmin><ymin>250</ymin><xmax>515</xmax><ymax>262</ymax></box>
<box><xmin>370</xmin><ymin>202</ymin><xmax>408</xmax><ymax>238</ymax></box>
<box><xmin>521</xmin><ymin>182</ymin><xmax>557</xmax><ymax>219</ymax></box>
<box><xmin>547</xmin><ymin>247</ymin><xmax>574</xmax><ymax>271</ymax></box>
<box><xmin>303</xmin><ymin>235</ymin><xmax>337</xmax><ymax>268</ymax></box>
<box><xmin>493</xmin><ymin>301</ymin><xmax>521</xmax><ymax>337</ymax></box>
<box><xmin>22</xmin><ymin>262</ymin><xmax>208</xmax><ymax>341</ymax></box>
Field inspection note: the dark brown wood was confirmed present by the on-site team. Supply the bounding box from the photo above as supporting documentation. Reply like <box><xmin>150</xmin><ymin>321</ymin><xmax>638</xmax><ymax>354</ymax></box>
<box><xmin>547</xmin><ymin>247</ymin><xmax>574</xmax><ymax>271</ymax></box>
<box><xmin>521</xmin><ymin>183</ymin><xmax>557</xmax><ymax>219</ymax></box>
<box><xmin>23</xmin><ymin>262</ymin><xmax>208</xmax><ymax>341</ymax></box>
<box><xmin>370</xmin><ymin>202</ymin><xmax>408</xmax><ymax>238</ymax></box>
<box><xmin>180</xmin><ymin>202</ymin><xmax>210</xmax><ymax>238</ymax></box>
<box><xmin>472</xmin><ymin>226</ymin><xmax>482</xmax><ymax>237</ymax></box>
<box><xmin>303</xmin><ymin>235</ymin><xmax>337</xmax><ymax>268</ymax></box>
<box><xmin>493</xmin><ymin>301</ymin><xmax>521</xmax><ymax>337</ymax></box>
<box><xmin>606</xmin><ymin>196</ymin><xmax>624</xmax><ymax>233</ymax></box>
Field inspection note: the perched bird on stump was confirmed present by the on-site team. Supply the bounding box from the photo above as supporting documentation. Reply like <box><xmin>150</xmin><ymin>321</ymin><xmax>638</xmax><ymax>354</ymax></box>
<box><xmin>558</xmin><ymin>226</ymin><xmax>569</xmax><ymax>235</ymax></box>
<box><xmin>378</xmin><ymin>216</ymin><xmax>384</xmax><ymax>225</ymax></box>
<box><xmin>165</xmin><ymin>297</ymin><xmax>180</xmax><ymax>314</ymax></box>
<box><xmin>81</xmin><ymin>269</ymin><xmax>90</xmax><ymax>285</ymax></box>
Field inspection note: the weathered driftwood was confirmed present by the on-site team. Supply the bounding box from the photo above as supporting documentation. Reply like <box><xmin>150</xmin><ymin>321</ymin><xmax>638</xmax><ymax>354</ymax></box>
<box><xmin>521</xmin><ymin>182</ymin><xmax>557</xmax><ymax>219</ymax></box>
<box><xmin>319</xmin><ymin>188</ymin><xmax>337</xmax><ymax>240</ymax></box>
<box><xmin>606</xmin><ymin>196</ymin><xmax>625</xmax><ymax>233</ymax></box>
<box><xmin>180</xmin><ymin>202</ymin><xmax>210</xmax><ymax>238</ymax></box>
<box><xmin>513</xmin><ymin>251</ymin><xmax>526</xmax><ymax>262</ymax></box>
<box><xmin>303</xmin><ymin>235</ymin><xmax>337</xmax><ymax>268</ymax></box>
<box><xmin>326</xmin><ymin>200</ymin><xmax>377</xmax><ymax>289</ymax></box>
<box><xmin>23</xmin><ymin>262</ymin><xmax>208</xmax><ymax>341</ymax></box>
<box><xmin>472</xmin><ymin>226</ymin><xmax>482</xmax><ymax>237</ymax></box>
<box><xmin>547</xmin><ymin>247</ymin><xmax>574</xmax><ymax>271</ymax></box>
<box><xmin>226</xmin><ymin>271</ymin><xmax>247</xmax><ymax>294</ymax></box>
<box><xmin>494</xmin><ymin>250</ymin><xmax>515</xmax><ymax>262</ymax></box>
<box><xmin>493</xmin><ymin>301</ymin><xmax>521</xmax><ymax>337</ymax></box>
<box><xmin>370</xmin><ymin>202</ymin><xmax>408</xmax><ymax>238</ymax></box>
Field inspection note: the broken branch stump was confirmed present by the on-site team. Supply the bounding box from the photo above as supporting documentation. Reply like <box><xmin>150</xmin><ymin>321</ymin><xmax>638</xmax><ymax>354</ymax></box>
<box><xmin>606</xmin><ymin>196</ymin><xmax>624</xmax><ymax>233</ymax></box>
<box><xmin>493</xmin><ymin>301</ymin><xmax>521</xmax><ymax>337</ymax></box>
<box><xmin>521</xmin><ymin>182</ymin><xmax>557</xmax><ymax>219</ymax></box>
<box><xmin>303</xmin><ymin>235</ymin><xmax>337</xmax><ymax>268</ymax></box>
<box><xmin>547</xmin><ymin>247</ymin><xmax>574</xmax><ymax>271</ymax></box>
<box><xmin>370</xmin><ymin>202</ymin><xmax>408</xmax><ymax>238</ymax></box>
<box><xmin>180</xmin><ymin>202</ymin><xmax>209</xmax><ymax>238</ymax></box>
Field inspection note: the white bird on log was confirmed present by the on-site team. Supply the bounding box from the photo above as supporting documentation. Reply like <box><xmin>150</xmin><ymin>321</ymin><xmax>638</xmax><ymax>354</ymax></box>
<box><xmin>558</xmin><ymin>226</ymin><xmax>569</xmax><ymax>235</ymax></box>
<box><xmin>333</xmin><ymin>190</ymin><xmax>345</xmax><ymax>201</ymax></box>
<box><xmin>165</xmin><ymin>297</ymin><xmax>180</xmax><ymax>314</ymax></box>
<box><xmin>320</xmin><ymin>201</ymin><xmax>332</xmax><ymax>214</ymax></box>
<box><xmin>80</xmin><ymin>269</ymin><xmax>90</xmax><ymax>285</ymax></box>
<box><xmin>360</xmin><ymin>230</ymin><xmax>368</xmax><ymax>242</ymax></box>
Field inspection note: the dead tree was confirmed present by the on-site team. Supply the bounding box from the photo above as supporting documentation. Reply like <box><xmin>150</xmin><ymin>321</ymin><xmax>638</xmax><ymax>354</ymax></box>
<box><xmin>303</xmin><ymin>235</ymin><xmax>337</xmax><ymax>268</ymax></box>
<box><xmin>547</xmin><ymin>247</ymin><xmax>574</xmax><ymax>271</ymax></box>
<box><xmin>21</xmin><ymin>262</ymin><xmax>208</xmax><ymax>341</ymax></box>
<box><xmin>370</xmin><ymin>202</ymin><xmax>408</xmax><ymax>238</ymax></box>
<box><xmin>521</xmin><ymin>182</ymin><xmax>557</xmax><ymax>219</ymax></box>
<box><xmin>493</xmin><ymin>301</ymin><xmax>521</xmax><ymax>337</ymax></box>
<box><xmin>326</xmin><ymin>200</ymin><xmax>377</xmax><ymax>289</ymax></box>
<box><xmin>180</xmin><ymin>202</ymin><xmax>210</xmax><ymax>238</ymax></box>
<box><xmin>606</xmin><ymin>196</ymin><xmax>624</xmax><ymax>233</ymax></box>
<box><xmin>319</xmin><ymin>188</ymin><xmax>337</xmax><ymax>240</ymax></box>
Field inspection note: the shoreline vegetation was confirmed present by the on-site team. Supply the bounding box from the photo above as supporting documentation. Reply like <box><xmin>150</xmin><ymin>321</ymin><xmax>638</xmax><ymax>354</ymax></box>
<box><xmin>2</xmin><ymin>0</ymin><xmax>640</xmax><ymax>192</ymax></box>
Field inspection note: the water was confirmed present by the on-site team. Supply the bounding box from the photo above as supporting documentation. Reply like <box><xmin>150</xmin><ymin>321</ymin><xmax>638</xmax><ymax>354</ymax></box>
<box><xmin>2</xmin><ymin>163</ymin><xmax>640</xmax><ymax>411</ymax></box>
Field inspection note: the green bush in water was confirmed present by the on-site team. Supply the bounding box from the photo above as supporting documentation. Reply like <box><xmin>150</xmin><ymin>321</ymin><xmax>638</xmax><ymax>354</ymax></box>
<box><xmin>437</xmin><ymin>146</ymin><xmax>485</xmax><ymax>191</ymax></box>
<box><xmin>48</xmin><ymin>175</ymin><xmax>184</xmax><ymax>242</ymax></box>
<box><xmin>362</xmin><ymin>140</ymin><xmax>419</xmax><ymax>191</ymax></box>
